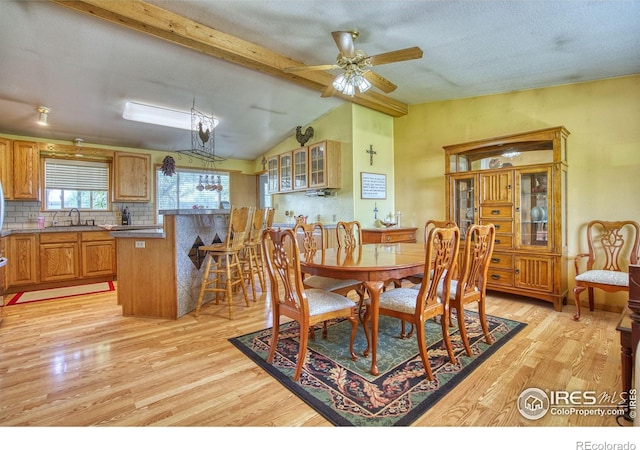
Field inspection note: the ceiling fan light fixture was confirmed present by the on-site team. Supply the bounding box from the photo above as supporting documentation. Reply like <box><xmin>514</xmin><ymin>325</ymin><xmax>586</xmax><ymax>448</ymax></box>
<box><xmin>36</xmin><ymin>106</ymin><xmax>50</xmax><ymax>126</ymax></box>
<box><xmin>332</xmin><ymin>73</ymin><xmax>348</xmax><ymax>91</ymax></box>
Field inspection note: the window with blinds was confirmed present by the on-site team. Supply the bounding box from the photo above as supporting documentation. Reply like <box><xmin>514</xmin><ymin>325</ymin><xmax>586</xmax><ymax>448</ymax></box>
<box><xmin>44</xmin><ymin>158</ymin><xmax>110</xmax><ymax>210</ymax></box>
<box><xmin>156</xmin><ymin>168</ymin><xmax>230</xmax><ymax>224</ymax></box>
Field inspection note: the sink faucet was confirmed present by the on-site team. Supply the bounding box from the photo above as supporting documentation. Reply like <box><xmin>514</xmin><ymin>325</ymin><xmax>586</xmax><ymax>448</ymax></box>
<box><xmin>52</xmin><ymin>211</ymin><xmax>60</xmax><ymax>227</ymax></box>
<box><xmin>68</xmin><ymin>208</ymin><xmax>81</xmax><ymax>226</ymax></box>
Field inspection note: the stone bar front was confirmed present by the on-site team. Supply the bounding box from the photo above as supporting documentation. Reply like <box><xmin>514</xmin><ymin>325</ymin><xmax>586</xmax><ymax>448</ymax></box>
<box><xmin>111</xmin><ymin>209</ymin><xmax>230</xmax><ymax>319</ymax></box>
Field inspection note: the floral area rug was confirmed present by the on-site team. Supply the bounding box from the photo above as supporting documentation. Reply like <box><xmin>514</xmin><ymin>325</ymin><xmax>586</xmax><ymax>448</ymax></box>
<box><xmin>229</xmin><ymin>310</ymin><xmax>526</xmax><ymax>426</ymax></box>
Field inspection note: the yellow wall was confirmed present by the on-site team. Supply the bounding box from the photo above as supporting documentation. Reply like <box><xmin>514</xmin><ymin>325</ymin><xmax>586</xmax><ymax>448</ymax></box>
<box><xmin>265</xmin><ymin>104</ymin><xmax>353</xmax><ymax>224</ymax></box>
<box><xmin>393</xmin><ymin>74</ymin><xmax>640</xmax><ymax>310</ymax></box>
<box><xmin>352</xmin><ymin>105</ymin><xmax>395</xmax><ymax>227</ymax></box>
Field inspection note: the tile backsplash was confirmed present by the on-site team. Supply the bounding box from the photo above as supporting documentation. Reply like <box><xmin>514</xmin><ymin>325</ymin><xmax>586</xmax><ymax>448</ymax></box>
<box><xmin>1</xmin><ymin>201</ymin><xmax>157</xmax><ymax>231</ymax></box>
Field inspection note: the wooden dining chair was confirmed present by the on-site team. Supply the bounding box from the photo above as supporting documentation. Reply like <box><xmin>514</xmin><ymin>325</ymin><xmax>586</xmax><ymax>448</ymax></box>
<box><xmin>573</xmin><ymin>220</ymin><xmax>640</xmax><ymax>320</ymax></box>
<box><xmin>195</xmin><ymin>206</ymin><xmax>251</xmax><ymax>319</ymax></box>
<box><xmin>336</xmin><ymin>220</ymin><xmax>363</xmax><ymax>247</ymax></box>
<box><xmin>405</xmin><ymin>219</ymin><xmax>457</xmax><ymax>285</ymax></box>
<box><xmin>294</xmin><ymin>222</ymin><xmax>364</xmax><ymax>301</ymax></box>
<box><xmin>262</xmin><ymin>227</ymin><xmax>358</xmax><ymax>382</ymax></box>
<box><xmin>362</xmin><ymin>225</ymin><xmax>460</xmax><ymax>381</ymax></box>
<box><xmin>447</xmin><ymin>223</ymin><xmax>496</xmax><ymax>356</ymax></box>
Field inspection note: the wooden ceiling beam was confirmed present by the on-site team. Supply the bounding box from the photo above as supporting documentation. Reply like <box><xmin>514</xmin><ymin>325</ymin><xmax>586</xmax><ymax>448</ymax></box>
<box><xmin>50</xmin><ymin>0</ymin><xmax>408</xmax><ymax>117</ymax></box>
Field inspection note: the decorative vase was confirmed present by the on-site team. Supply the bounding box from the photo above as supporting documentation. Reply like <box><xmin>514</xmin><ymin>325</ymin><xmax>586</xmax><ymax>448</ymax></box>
<box><xmin>531</xmin><ymin>206</ymin><xmax>542</xmax><ymax>222</ymax></box>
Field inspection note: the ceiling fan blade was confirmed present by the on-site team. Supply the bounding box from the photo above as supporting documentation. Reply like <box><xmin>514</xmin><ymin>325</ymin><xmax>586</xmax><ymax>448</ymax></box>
<box><xmin>283</xmin><ymin>64</ymin><xmax>337</xmax><ymax>73</ymax></box>
<box><xmin>368</xmin><ymin>46</ymin><xmax>423</xmax><ymax>66</ymax></box>
<box><xmin>363</xmin><ymin>71</ymin><xmax>397</xmax><ymax>94</ymax></box>
<box><xmin>331</xmin><ymin>31</ymin><xmax>355</xmax><ymax>58</ymax></box>
<box><xmin>321</xmin><ymin>84</ymin><xmax>337</xmax><ymax>98</ymax></box>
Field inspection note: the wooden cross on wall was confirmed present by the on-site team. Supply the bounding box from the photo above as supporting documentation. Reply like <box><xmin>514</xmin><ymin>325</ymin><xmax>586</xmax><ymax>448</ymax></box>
<box><xmin>366</xmin><ymin>145</ymin><xmax>376</xmax><ymax>165</ymax></box>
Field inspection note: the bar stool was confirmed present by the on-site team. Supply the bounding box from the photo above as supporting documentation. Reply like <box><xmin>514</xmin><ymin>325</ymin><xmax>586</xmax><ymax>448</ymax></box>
<box><xmin>195</xmin><ymin>206</ymin><xmax>251</xmax><ymax>319</ymax></box>
<box><xmin>241</xmin><ymin>207</ymin><xmax>267</xmax><ymax>301</ymax></box>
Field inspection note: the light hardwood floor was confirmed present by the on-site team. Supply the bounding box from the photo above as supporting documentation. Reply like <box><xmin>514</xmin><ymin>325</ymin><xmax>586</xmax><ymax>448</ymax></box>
<box><xmin>0</xmin><ymin>280</ymin><xmax>632</xmax><ymax>428</ymax></box>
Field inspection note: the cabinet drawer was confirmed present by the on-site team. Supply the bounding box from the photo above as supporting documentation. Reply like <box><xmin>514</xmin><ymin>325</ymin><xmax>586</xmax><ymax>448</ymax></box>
<box><xmin>492</xmin><ymin>234</ymin><xmax>513</xmax><ymax>249</ymax></box>
<box><xmin>381</xmin><ymin>231</ymin><xmax>416</xmax><ymax>243</ymax></box>
<box><xmin>81</xmin><ymin>230</ymin><xmax>114</xmax><ymax>241</ymax></box>
<box><xmin>481</xmin><ymin>219</ymin><xmax>513</xmax><ymax>234</ymax></box>
<box><xmin>480</xmin><ymin>205</ymin><xmax>512</xmax><ymax>219</ymax></box>
<box><xmin>40</xmin><ymin>232</ymin><xmax>78</xmax><ymax>244</ymax></box>
<box><xmin>487</xmin><ymin>268</ymin><xmax>514</xmax><ymax>287</ymax></box>
<box><xmin>488</xmin><ymin>252</ymin><xmax>513</xmax><ymax>270</ymax></box>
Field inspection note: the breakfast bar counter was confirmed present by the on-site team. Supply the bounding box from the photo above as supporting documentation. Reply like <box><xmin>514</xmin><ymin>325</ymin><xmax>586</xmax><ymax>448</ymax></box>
<box><xmin>112</xmin><ymin>209</ymin><xmax>229</xmax><ymax>319</ymax></box>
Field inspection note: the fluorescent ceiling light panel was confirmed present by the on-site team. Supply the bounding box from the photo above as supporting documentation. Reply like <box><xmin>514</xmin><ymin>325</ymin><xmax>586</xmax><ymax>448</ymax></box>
<box><xmin>122</xmin><ymin>101</ymin><xmax>218</xmax><ymax>130</ymax></box>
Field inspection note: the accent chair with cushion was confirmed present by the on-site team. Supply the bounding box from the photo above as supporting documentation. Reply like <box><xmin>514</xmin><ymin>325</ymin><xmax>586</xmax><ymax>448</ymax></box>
<box><xmin>362</xmin><ymin>225</ymin><xmax>460</xmax><ymax>381</ymax></box>
<box><xmin>262</xmin><ymin>227</ymin><xmax>357</xmax><ymax>382</ymax></box>
<box><xmin>447</xmin><ymin>223</ymin><xmax>496</xmax><ymax>356</ymax></box>
<box><xmin>573</xmin><ymin>220</ymin><xmax>640</xmax><ymax>320</ymax></box>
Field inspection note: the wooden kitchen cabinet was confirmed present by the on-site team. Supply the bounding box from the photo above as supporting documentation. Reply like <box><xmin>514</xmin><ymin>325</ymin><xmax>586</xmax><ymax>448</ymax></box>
<box><xmin>292</xmin><ymin>147</ymin><xmax>308</xmax><ymax>190</ymax></box>
<box><xmin>445</xmin><ymin>126</ymin><xmax>569</xmax><ymax>311</ymax></box>
<box><xmin>308</xmin><ymin>140</ymin><xmax>341</xmax><ymax>189</ymax></box>
<box><xmin>7</xmin><ymin>234</ymin><xmax>38</xmax><ymax>287</ymax></box>
<box><xmin>39</xmin><ymin>232</ymin><xmax>80</xmax><ymax>282</ymax></box>
<box><xmin>113</xmin><ymin>152</ymin><xmax>151</xmax><ymax>202</ymax></box>
<box><xmin>5</xmin><ymin>230</ymin><xmax>116</xmax><ymax>293</ymax></box>
<box><xmin>0</xmin><ymin>139</ymin><xmax>40</xmax><ymax>201</ymax></box>
<box><xmin>267</xmin><ymin>156</ymin><xmax>279</xmax><ymax>193</ymax></box>
<box><xmin>362</xmin><ymin>227</ymin><xmax>418</xmax><ymax>244</ymax></box>
<box><xmin>81</xmin><ymin>231</ymin><xmax>116</xmax><ymax>277</ymax></box>
<box><xmin>279</xmin><ymin>151</ymin><xmax>292</xmax><ymax>192</ymax></box>
<box><xmin>0</xmin><ymin>138</ymin><xmax>13</xmax><ymax>199</ymax></box>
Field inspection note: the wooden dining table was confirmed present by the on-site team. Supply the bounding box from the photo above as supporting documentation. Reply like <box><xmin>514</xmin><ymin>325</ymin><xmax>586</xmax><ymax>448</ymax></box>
<box><xmin>299</xmin><ymin>242</ymin><xmax>427</xmax><ymax>375</ymax></box>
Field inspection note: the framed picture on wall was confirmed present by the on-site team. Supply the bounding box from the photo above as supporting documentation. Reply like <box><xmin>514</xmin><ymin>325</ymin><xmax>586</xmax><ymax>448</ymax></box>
<box><xmin>360</xmin><ymin>172</ymin><xmax>386</xmax><ymax>199</ymax></box>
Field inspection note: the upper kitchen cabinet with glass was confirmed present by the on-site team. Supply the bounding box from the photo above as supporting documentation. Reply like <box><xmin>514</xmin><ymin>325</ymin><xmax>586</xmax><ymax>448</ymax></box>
<box><xmin>308</xmin><ymin>140</ymin><xmax>341</xmax><ymax>189</ymax></box>
<box><xmin>444</xmin><ymin>126</ymin><xmax>569</xmax><ymax>312</ymax></box>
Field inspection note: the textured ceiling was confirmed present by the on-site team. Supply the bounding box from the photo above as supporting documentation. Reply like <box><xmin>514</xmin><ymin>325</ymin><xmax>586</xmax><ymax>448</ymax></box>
<box><xmin>0</xmin><ymin>0</ymin><xmax>638</xmax><ymax>161</ymax></box>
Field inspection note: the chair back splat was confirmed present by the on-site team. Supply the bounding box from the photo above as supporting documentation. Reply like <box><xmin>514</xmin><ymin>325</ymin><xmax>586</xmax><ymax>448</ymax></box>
<box><xmin>336</xmin><ymin>220</ymin><xmax>363</xmax><ymax>247</ymax></box>
<box><xmin>262</xmin><ymin>228</ymin><xmax>358</xmax><ymax>381</ymax></box>
<box><xmin>573</xmin><ymin>220</ymin><xmax>640</xmax><ymax>320</ymax></box>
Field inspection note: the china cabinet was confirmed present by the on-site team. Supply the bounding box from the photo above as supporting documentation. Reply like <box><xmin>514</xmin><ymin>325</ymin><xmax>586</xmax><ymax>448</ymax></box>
<box><xmin>113</xmin><ymin>152</ymin><xmax>151</xmax><ymax>202</ymax></box>
<box><xmin>444</xmin><ymin>126</ymin><xmax>569</xmax><ymax>311</ymax></box>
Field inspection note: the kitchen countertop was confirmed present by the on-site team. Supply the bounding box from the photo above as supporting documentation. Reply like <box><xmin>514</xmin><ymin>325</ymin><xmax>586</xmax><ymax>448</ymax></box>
<box><xmin>1</xmin><ymin>224</ymin><xmax>162</xmax><ymax>237</ymax></box>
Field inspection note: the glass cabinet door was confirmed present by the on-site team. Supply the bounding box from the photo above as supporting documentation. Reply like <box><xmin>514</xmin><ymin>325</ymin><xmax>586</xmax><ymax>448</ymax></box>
<box><xmin>293</xmin><ymin>147</ymin><xmax>308</xmax><ymax>189</ymax></box>
<box><xmin>308</xmin><ymin>142</ymin><xmax>326</xmax><ymax>188</ymax></box>
<box><xmin>518</xmin><ymin>168</ymin><xmax>551</xmax><ymax>249</ymax></box>
<box><xmin>452</xmin><ymin>175</ymin><xmax>477</xmax><ymax>240</ymax></box>
<box><xmin>267</xmin><ymin>156</ymin><xmax>279</xmax><ymax>193</ymax></box>
<box><xmin>279</xmin><ymin>152</ymin><xmax>292</xmax><ymax>191</ymax></box>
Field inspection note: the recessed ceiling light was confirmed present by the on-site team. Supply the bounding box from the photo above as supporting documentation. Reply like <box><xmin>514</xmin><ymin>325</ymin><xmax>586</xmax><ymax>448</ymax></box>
<box><xmin>123</xmin><ymin>101</ymin><xmax>218</xmax><ymax>130</ymax></box>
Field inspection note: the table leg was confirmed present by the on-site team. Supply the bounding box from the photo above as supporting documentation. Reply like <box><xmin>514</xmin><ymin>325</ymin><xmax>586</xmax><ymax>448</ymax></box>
<box><xmin>363</xmin><ymin>280</ymin><xmax>384</xmax><ymax>376</ymax></box>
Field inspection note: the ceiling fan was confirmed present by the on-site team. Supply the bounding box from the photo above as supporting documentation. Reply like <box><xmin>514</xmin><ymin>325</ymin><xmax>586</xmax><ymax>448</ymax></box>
<box><xmin>284</xmin><ymin>30</ymin><xmax>423</xmax><ymax>97</ymax></box>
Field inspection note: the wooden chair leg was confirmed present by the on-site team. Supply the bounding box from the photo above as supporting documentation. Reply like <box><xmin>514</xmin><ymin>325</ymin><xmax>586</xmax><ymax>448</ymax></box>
<box><xmin>440</xmin><ymin>312</ymin><xmax>457</xmax><ymax>365</ymax></box>
<box><xmin>573</xmin><ymin>285</ymin><xmax>585</xmax><ymax>321</ymax></box>
<box><xmin>457</xmin><ymin>305</ymin><xmax>473</xmax><ymax>357</ymax></box>
<box><xmin>477</xmin><ymin>297</ymin><xmax>493</xmax><ymax>346</ymax></box>
<box><xmin>415</xmin><ymin>320</ymin><xmax>433</xmax><ymax>381</ymax></box>
<box><xmin>294</xmin><ymin>325</ymin><xmax>310</xmax><ymax>382</ymax></box>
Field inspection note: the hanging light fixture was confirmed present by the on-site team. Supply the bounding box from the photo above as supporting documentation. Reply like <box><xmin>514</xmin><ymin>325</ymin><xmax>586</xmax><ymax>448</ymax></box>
<box><xmin>332</xmin><ymin>53</ymin><xmax>372</xmax><ymax>97</ymax></box>
<box><xmin>36</xmin><ymin>106</ymin><xmax>50</xmax><ymax>126</ymax></box>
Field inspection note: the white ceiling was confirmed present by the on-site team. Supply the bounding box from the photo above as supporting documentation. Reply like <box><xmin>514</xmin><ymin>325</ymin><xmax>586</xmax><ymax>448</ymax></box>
<box><xmin>0</xmin><ymin>1</ymin><xmax>638</xmax><ymax>161</ymax></box>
